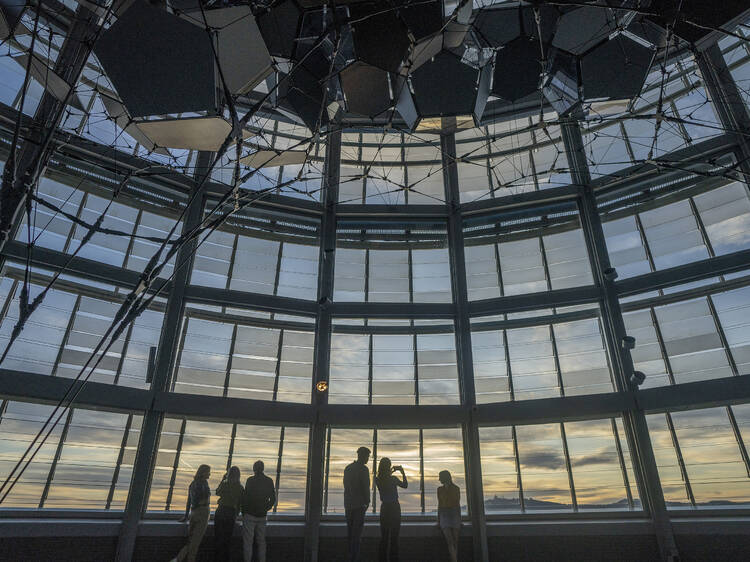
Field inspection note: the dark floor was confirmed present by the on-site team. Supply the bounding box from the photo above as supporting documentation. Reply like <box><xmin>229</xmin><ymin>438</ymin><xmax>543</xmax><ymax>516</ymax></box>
<box><xmin>1</xmin><ymin>532</ymin><xmax>749</xmax><ymax>561</ymax></box>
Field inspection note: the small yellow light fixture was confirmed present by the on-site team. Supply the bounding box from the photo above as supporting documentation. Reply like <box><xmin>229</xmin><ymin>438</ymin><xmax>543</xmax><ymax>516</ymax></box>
<box><xmin>316</xmin><ymin>381</ymin><xmax>329</xmax><ymax>392</ymax></box>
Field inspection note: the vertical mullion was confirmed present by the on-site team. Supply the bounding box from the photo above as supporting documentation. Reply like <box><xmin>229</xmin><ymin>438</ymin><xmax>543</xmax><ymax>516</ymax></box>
<box><xmin>226</xmin><ymin>423</ymin><xmax>237</xmax><ymax>473</ymax></box>
<box><xmin>274</xmin><ymin>426</ymin><xmax>285</xmax><ymax>513</ymax></box>
<box><xmin>611</xmin><ymin>418</ymin><xmax>635</xmax><ymax>510</ymax></box>
<box><xmin>38</xmin><ymin>407</ymin><xmax>74</xmax><ymax>508</ymax></box>
<box><xmin>511</xmin><ymin>426</ymin><xmax>525</xmax><ymax>512</ymax></box>
<box><xmin>112</xmin><ymin>321</ymin><xmax>135</xmax><ymax>386</ymax></box>
<box><xmin>322</xmin><ymin>426</ymin><xmax>332</xmax><ymax>514</ymax></box>
<box><xmin>0</xmin><ymin>279</ymin><xmax>19</xmax><ymax>327</ymax></box>
<box><xmin>704</xmin><ymin>293</ymin><xmax>750</xmax><ymax>476</ymax></box>
<box><xmin>564</xmin><ymin>118</ymin><xmax>678</xmax><ymax>561</ymax></box>
<box><xmin>222</xmin><ymin>233</ymin><xmax>239</xmax><ymax>316</ymax></box>
<box><xmin>528</xmin><ymin>116</ymin><xmax>540</xmax><ymax>191</ymax></box>
<box><xmin>496</xmin><ymin>239</ymin><xmax>515</xmax><ymax>403</ymax></box>
<box><xmin>120</xmin><ymin>208</ymin><xmax>143</xmax><ymax>274</ymax></box>
<box><xmin>559</xmin><ymin>422</ymin><xmax>578</xmax><ymax>512</ymax></box>
<box><xmin>402</xmin><ymin>132</ymin><xmax>409</xmax><ymax>205</ymax></box>
<box><xmin>304</xmin><ymin>128</ymin><xmax>340</xmax><ymax>562</ymax></box>
<box><xmin>619</xmin><ymin>122</ymin><xmax>637</xmax><ymax>164</ymax></box>
<box><xmin>688</xmin><ymin>197</ymin><xmax>718</xmax><ymax>260</ymax></box>
<box><xmin>371</xmin><ymin>429</ymin><xmax>378</xmax><ymax>514</ymax></box>
<box><xmin>364</xmin><ymin>247</ymin><xmax>370</xmax><ymax>302</ymax></box>
<box><xmin>222</xmin><ymin>324</ymin><xmax>238</xmax><ymax>398</ymax></box>
<box><xmin>413</xmin><ymin>332</ymin><xmax>419</xmax><ymax>405</ymax></box>
<box><xmin>62</xmin><ymin>191</ymin><xmax>88</xmax><ymax>254</ymax></box>
<box><xmin>367</xmin><ymin>333</ymin><xmax>374</xmax><ymax>405</ymax></box>
<box><xmin>706</xmin><ymin>295</ymin><xmax>738</xmax><ymax>375</ymax></box>
<box><xmin>226</xmin><ymin>233</ymin><xmax>239</xmax><ymax>287</ymax></box>
<box><xmin>633</xmin><ymin>213</ymin><xmax>657</xmax><ymax>272</ymax></box>
<box><xmin>165</xmin><ymin>418</ymin><xmax>187</xmax><ymax>511</ymax></box>
<box><xmin>538</xmin><ymin>235</ymin><xmax>554</xmax><ymax>296</ymax></box>
<box><xmin>116</xmin><ymin>151</ymin><xmax>211</xmax><ymax>562</ymax></box>
<box><xmin>485</xmin><ymin>126</ymin><xmax>495</xmax><ymax>198</ymax></box>
<box><xmin>50</xmin><ymin>294</ymin><xmax>81</xmax><ymax>377</ymax></box>
<box><xmin>597</xmin><ymin>315</ymin><xmax>619</xmax><ymax>394</ymax></box>
<box><xmin>664</xmin><ymin>412</ymin><xmax>696</xmax><ymax>506</ymax></box>
<box><xmin>727</xmin><ymin>405</ymin><xmax>750</xmax><ymax>478</ymax></box>
<box><xmin>441</xmin><ymin>132</ymin><xmax>488</xmax><ymax>562</ymax></box>
<box><xmin>409</xmin><ymin>245</ymin><xmax>416</xmax><ymax>403</ymax></box>
<box><xmin>549</xmin><ymin>324</ymin><xmax>566</xmax><ymax>398</ymax></box>
<box><xmin>633</xmin><ymin>213</ymin><xmax>663</xmax><ymax>297</ymax></box>
<box><xmin>273</xmin><ymin>241</ymin><xmax>284</xmax><ymax>297</ymax></box>
<box><xmin>493</xmin><ymin>237</ymin><xmax>504</xmax><ymax>297</ymax></box>
<box><xmin>503</xmin><ymin>329</ymin><xmax>514</xmax><ymax>401</ymax></box>
<box><xmin>272</xmin><ymin>329</ymin><xmax>285</xmax><ymax>402</ymax></box>
<box><xmin>650</xmin><ymin>307</ymin><xmax>677</xmax><ymax>386</ymax></box>
<box><xmin>169</xmin><ymin>318</ymin><xmax>192</xmax><ymax>392</ymax></box>
<box><xmin>360</xmin><ymin>132</ymin><xmax>367</xmax><ymax>204</ymax></box>
<box><xmin>106</xmin><ymin>413</ymin><xmax>134</xmax><ymax>510</ymax></box>
<box><xmin>418</xmin><ymin>429</ymin><xmax>425</xmax><ymax>513</ymax></box>
<box><xmin>649</xmin><ymin>309</ymin><xmax>695</xmax><ymax>503</ymax></box>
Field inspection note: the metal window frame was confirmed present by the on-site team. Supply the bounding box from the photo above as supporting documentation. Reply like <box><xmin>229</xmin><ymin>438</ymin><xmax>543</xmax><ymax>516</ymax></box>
<box><xmin>3</xmin><ymin>14</ymin><xmax>750</xmax><ymax>562</ymax></box>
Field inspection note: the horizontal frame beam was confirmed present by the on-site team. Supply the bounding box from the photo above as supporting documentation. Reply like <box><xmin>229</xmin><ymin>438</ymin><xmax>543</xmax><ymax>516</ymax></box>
<box><xmin>637</xmin><ymin>375</ymin><xmax>750</xmax><ymax>414</ymax></box>
<box><xmin>184</xmin><ymin>285</ymin><xmax>318</xmax><ymax>317</ymax></box>
<box><xmin>475</xmin><ymin>392</ymin><xmax>635</xmax><ymax>426</ymax></box>
<box><xmin>468</xmin><ymin>285</ymin><xmax>599</xmax><ymax>317</ymax></box>
<box><xmin>1</xmin><ymin>240</ymin><xmax>171</xmax><ymax>291</ymax></box>
<box><xmin>152</xmin><ymin>391</ymin><xmax>314</xmax><ymax>425</ymax></box>
<box><xmin>0</xmin><ymin>369</ymin><xmax>152</xmax><ymax>412</ymax></box>
<box><xmin>616</xmin><ymin>249</ymin><xmax>750</xmax><ymax>297</ymax></box>
<box><xmin>317</xmin><ymin>404</ymin><xmax>468</xmax><ymax>427</ymax></box>
<box><xmin>3</xmin><ymin>370</ymin><xmax>750</xmax><ymax>430</ymax></box>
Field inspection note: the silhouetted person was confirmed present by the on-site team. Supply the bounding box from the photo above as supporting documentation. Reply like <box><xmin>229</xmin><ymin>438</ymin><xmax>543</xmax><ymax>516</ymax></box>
<box><xmin>171</xmin><ymin>464</ymin><xmax>211</xmax><ymax>562</ymax></box>
<box><xmin>215</xmin><ymin>466</ymin><xmax>243</xmax><ymax>561</ymax></box>
<box><xmin>344</xmin><ymin>446</ymin><xmax>371</xmax><ymax>562</ymax></box>
<box><xmin>437</xmin><ymin>470</ymin><xmax>461</xmax><ymax>562</ymax></box>
<box><xmin>376</xmin><ymin>457</ymin><xmax>407</xmax><ymax>562</ymax></box>
<box><xmin>242</xmin><ymin>460</ymin><xmax>276</xmax><ymax>562</ymax></box>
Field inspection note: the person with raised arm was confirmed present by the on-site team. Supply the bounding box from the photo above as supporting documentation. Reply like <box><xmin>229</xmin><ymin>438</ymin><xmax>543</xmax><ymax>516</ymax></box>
<box><xmin>375</xmin><ymin>457</ymin><xmax>408</xmax><ymax>562</ymax></box>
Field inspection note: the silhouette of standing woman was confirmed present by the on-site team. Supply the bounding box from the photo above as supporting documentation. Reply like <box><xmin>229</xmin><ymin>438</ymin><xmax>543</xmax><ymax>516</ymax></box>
<box><xmin>376</xmin><ymin>457</ymin><xmax>407</xmax><ymax>562</ymax></box>
<box><xmin>437</xmin><ymin>470</ymin><xmax>461</xmax><ymax>562</ymax></box>
<box><xmin>215</xmin><ymin>466</ymin><xmax>243</xmax><ymax>561</ymax></box>
<box><xmin>171</xmin><ymin>464</ymin><xmax>211</xmax><ymax>562</ymax></box>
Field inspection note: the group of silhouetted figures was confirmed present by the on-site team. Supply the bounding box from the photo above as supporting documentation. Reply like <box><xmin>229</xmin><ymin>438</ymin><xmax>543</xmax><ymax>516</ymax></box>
<box><xmin>169</xmin><ymin>448</ymin><xmax>461</xmax><ymax>562</ymax></box>
<box><xmin>345</xmin><ymin>446</ymin><xmax>462</xmax><ymax>562</ymax></box>
<box><xmin>169</xmin><ymin>460</ymin><xmax>275</xmax><ymax>562</ymax></box>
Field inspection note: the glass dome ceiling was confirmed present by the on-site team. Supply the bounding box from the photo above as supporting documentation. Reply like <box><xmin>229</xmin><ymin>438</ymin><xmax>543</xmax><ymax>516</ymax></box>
<box><xmin>1</xmin><ymin>1</ymin><xmax>750</xmax><ymax>562</ymax></box>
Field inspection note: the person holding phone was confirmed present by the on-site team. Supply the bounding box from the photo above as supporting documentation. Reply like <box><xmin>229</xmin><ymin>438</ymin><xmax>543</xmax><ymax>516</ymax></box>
<box><xmin>375</xmin><ymin>457</ymin><xmax>407</xmax><ymax>562</ymax></box>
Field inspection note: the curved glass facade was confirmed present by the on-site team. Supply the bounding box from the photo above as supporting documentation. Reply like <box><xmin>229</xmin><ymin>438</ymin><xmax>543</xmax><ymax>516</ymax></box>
<box><xmin>2</xmin><ymin>9</ymin><xmax>750</xmax><ymax>562</ymax></box>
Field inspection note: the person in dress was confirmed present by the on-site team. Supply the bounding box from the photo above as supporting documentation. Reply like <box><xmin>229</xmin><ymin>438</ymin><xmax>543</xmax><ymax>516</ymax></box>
<box><xmin>437</xmin><ymin>470</ymin><xmax>461</xmax><ymax>562</ymax></box>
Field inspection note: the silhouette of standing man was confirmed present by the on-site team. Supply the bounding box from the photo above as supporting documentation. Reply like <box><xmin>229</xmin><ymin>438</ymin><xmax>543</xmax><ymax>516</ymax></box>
<box><xmin>242</xmin><ymin>460</ymin><xmax>276</xmax><ymax>562</ymax></box>
<box><xmin>343</xmin><ymin>446</ymin><xmax>371</xmax><ymax>562</ymax></box>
